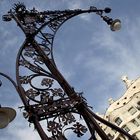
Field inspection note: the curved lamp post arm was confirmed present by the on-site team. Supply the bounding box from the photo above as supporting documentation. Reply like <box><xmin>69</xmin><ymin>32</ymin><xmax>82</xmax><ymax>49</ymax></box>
<box><xmin>0</xmin><ymin>72</ymin><xmax>17</xmax><ymax>90</ymax></box>
<box><xmin>0</xmin><ymin>72</ymin><xmax>29</xmax><ymax>107</ymax></box>
<box><xmin>3</xmin><ymin>5</ymin><xmax>121</xmax><ymax>35</ymax></box>
<box><xmin>34</xmin><ymin>7</ymin><xmax>118</xmax><ymax>35</ymax></box>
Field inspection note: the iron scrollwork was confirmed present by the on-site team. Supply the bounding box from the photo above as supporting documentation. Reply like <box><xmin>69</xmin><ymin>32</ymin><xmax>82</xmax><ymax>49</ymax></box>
<box><xmin>16</xmin><ymin>34</ymin><xmax>87</xmax><ymax>139</ymax></box>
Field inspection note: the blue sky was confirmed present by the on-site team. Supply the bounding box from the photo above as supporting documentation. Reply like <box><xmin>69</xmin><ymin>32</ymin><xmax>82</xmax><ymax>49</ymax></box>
<box><xmin>0</xmin><ymin>0</ymin><xmax>140</xmax><ymax>140</ymax></box>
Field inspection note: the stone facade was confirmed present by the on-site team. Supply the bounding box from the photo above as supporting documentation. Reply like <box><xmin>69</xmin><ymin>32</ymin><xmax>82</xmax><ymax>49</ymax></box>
<box><xmin>97</xmin><ymin>76</ymin><xmax>140</xmax><ymax>140</ymax></box>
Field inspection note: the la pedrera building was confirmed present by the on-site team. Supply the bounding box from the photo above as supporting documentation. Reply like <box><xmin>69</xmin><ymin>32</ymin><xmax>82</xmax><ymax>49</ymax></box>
<box><xmin>97</xmin><ymin>76</ymin><xmax>140</xmax><ymax>140</ymax></box>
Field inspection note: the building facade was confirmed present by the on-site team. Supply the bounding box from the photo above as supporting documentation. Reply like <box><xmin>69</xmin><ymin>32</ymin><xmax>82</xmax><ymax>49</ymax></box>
<box><xmin>98</xmin><ymin>76</ymin><xmax>140</xmax><ymax>140</ymax></box>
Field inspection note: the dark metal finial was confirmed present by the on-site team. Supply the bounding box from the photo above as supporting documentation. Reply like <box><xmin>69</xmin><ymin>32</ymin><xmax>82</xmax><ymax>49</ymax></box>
<box><xmin>12</xmin><ymin>2</ymin><xmax>26</xmax><ymax>13</ymax></box>
<box><xmin>104</xmin><ymin>7</ymin><xmax>111</xmax><ymax>13</ymax></box>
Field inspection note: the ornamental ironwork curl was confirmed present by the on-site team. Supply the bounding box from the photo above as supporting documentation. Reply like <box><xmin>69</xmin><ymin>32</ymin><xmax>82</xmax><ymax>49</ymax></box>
<box><xmin>16</xmin><ymin>37</ymin><xmax>86</xmax><ymax>139</ymax></box>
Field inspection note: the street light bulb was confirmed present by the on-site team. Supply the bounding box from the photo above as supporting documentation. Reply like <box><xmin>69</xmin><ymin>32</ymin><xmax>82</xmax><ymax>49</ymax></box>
<box><xmin>0</xmin><ymin>107</ymin><xmax>16</xmax><ymax>129</ymax></box>
<box><xmin>110</xmin><ymin>19</ymin><xmax>121</xmax><ymax>31</ymax></box>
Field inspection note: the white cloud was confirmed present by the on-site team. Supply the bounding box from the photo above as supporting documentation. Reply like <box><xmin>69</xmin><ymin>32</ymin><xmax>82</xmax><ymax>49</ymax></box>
<box><xmin>67</xmin><ymin>0</ymin><xmax>82</xmax><ymax>9</ymax></box>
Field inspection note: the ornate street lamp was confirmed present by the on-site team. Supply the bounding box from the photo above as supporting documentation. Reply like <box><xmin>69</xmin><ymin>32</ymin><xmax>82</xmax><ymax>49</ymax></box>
<box><xmin>0</xmin><ymin>2</ymin><xmax>134</xmax><ymax>140</ymax></box>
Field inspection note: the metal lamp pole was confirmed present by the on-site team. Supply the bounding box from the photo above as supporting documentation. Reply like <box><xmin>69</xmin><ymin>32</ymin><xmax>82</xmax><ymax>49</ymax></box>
<box><xmin>0</xmin><ymin>2</ymin><xmax>134</xmax><ymax>140</ymax></box>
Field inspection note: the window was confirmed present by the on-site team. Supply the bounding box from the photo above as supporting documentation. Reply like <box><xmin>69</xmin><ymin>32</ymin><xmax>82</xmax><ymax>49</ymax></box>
<box><xmin>132</xmin><ymin>119</ymin><xmax>139</xmax><ymax>127</ymax></box>
<box><xmin>112</xmin><ymin>128</ymin><xmax>117</xmax><ymax>133</ymax></box>
<box><xmin>128</xmin><ymin>107</ymin><xmax>137</xmax><ymax>115</ymax></box>
<box><xmin>119</xmin><ymin>134</ymin><xmax>126</xmax><ymax>140</ymax></box>
<box><xmin>137</xmin><ymin>101</ymin><xmax>140</xmax><ymax>105</ymax></box>
<box><xmin>116</xmin><ymin>138</ymin><xmax>121</xmax><ymax>140</ymax></box>
<box><xmin>122</xmin><ymin>125</ymin><xmax>130</xmax><ymax>132</ymax></box>
<box><xmin>115</xmin><ymin>117</ymin><xmax>122</xmax><ymax>125</ymax></box>
<box><xmin>133</xmin><ymin>134</ymin><xmax>139</xmax><ymax>140</ymax></box>
<box><xmin>107</xmin><ymin>133</ymin><xmax>114</xmax><ymax>140</ymax></box>
<box><xmin>137</xmin><ymin>101</ymin><xmax>140</xmax><ymax>110</ymax></box>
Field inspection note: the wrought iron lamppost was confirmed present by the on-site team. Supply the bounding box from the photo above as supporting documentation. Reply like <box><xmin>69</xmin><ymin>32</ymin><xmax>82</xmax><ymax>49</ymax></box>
<box><xmin>0</xmin><ymin>2</ymin><xmax>134</xmax><ymax>140</ymax></box>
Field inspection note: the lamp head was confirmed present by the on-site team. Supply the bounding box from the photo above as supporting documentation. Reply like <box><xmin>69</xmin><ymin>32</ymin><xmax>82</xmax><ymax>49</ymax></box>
<box><xmin>101</xmin><ymin>16</ymin><xmax>121</xmax><ymax>31</ymax></box>
<box><xmin>110</xmin><ymin>19</ymin><xmax>121</xmax><ymax>31</ymax></box>
<box><xmin>0</xmin><ymin>107</ymin><xmax>16</xmax><ymax>129</ymax></box>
